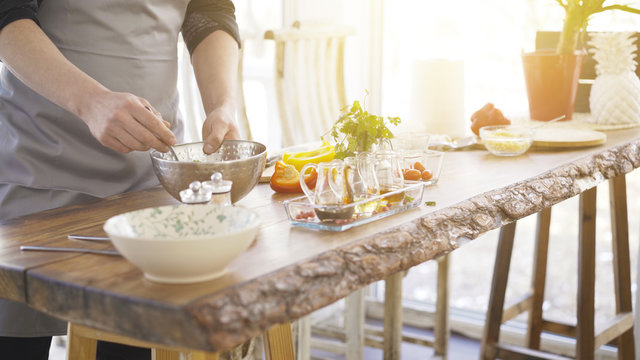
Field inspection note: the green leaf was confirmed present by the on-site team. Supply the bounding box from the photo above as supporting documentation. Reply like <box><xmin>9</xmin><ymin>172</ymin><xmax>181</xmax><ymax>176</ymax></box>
<box><xmin>326</xmin><ymin>91</ymin><xmax>402</xmax><ymax>158</ymax></box>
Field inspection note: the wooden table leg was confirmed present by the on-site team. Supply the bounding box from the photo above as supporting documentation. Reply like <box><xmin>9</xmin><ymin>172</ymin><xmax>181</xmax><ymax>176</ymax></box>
<box><xmin>153</xmin><ymin>349</ymin><xmax>219</xmax><ymax>360</ymax></box>
<box><xmin>480</xmin><ymin>221</ymin><xmax>517</xmax><ymax>360</ymax></box>
<box><xmin>153</xmin><ymin>349</ymin><xmax>180</xmax><ymax>360</ymax></box>
<box><xmin>609</xmin><ymin>175</ymin><xmax>635</xmax><ymax>359</ymax></box>
<box><xmin>527</xmin><ymin>207</ymin><xmax>552</xmax><ymax>350</ymax></box>
<box><xmin>67</xmin><ymin>323</ymin><xmax>97</xmax><ymax>360</ymax></box>
<box><xmin>264</xmin><ymin>322</ymin><xmax>295</xmax><ymax>360</ymax></box>
<box><xmin>434</xmin><ymin>254</ymin><xmax>450</xmax><ymax>358</ymax></box>
<box><xmin>68</xmin><ymin>323</ymin><xmax>220</xmax><ymax>360</ymax></box>
<box><xmin>577</xmin><ymin>187</ymin><xmax>596</xmax><ymax>360</ymax></box>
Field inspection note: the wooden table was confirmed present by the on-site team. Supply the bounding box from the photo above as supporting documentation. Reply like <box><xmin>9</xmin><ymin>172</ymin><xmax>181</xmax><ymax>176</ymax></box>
<box><xmin>0</xmin><ymin>128</ymin><xmax>639</xmax><ymax>355</ymax></box>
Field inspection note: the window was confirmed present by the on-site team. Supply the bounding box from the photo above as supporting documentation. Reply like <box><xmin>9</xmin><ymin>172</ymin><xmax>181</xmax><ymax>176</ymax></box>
<box><xmin>380</xmin><ymin>0</ymin><xmax>640</xmax><ymax>340</ymax></box>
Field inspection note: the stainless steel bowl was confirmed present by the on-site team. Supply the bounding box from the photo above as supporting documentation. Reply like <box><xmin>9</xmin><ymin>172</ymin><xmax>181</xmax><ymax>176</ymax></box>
<box><xmin>150</xmin><ymin>140</ymin><xmax>267</xmax><ymax>204</ymax></box>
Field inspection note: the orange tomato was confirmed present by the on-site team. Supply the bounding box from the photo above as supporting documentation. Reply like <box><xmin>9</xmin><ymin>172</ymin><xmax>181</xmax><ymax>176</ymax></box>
<box><xmin>403</xmin><ymin>169</ymin><xmax>422</xmax><ymax>181</ymax></box>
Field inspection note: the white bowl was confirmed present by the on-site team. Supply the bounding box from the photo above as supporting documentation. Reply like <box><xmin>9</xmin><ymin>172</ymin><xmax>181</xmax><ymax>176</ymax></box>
<box><xmin>104</xmin><ymin>205</ymin><xmax>260</xmax><ymax>284</ymax></box>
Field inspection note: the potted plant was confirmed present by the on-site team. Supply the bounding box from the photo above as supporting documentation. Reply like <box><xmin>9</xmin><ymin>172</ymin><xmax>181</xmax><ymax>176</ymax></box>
<box><xmin>522</xmin><ymin>0</ymin><xmax>640</xmax><ymax>121</ymax></box>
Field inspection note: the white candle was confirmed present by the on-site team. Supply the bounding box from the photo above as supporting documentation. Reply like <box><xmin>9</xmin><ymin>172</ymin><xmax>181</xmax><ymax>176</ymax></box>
<box><xmin>410</xmin><ymin>59</ymin><xmax>465</xmax><ymax>139</ymax></box>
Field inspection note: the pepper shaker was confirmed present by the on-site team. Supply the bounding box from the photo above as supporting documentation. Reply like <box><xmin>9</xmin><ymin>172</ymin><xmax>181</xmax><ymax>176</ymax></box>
<box><xmin>179</xmin><ymin>181</ymin><xmax>213</xmax><ymax>204</ymax></box>
<box><xmin>202</xmin><ymin>172</ymin><xmax>233</xmax><ymax>206</ymax></box>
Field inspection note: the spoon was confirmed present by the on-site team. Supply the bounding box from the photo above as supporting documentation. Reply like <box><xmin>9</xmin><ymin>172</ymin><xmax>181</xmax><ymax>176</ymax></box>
<box><xmin>144</xmin><ymin>105</ymin><xmax>180</xmax><ymax>161</ymax></box>
<box><xmin>168</xmin><ymin>145</ymin><xmax>180</xmax><ymax>161</ymax></box>
<box><xmin>67</xmin><ymin>235</ymin><xmax>110</xmax><ymax>242</ymax></box>
<box><xmin>20</xmin><ymin>245</ymin><xmax>120</xmax><ymax>256</ymax></box>
<box><xmin>530</xmin><ymin>115</ymin><xmax>566</xmax><ymax>129</ymax></box>
<box><xmin>429</xmin><ymin>136</ymin><xmax>479</xmax><ymax>151</ymax></box>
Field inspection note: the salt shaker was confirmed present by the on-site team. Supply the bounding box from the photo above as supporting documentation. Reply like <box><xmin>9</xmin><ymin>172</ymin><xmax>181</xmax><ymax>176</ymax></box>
<box><xmin>202</xmin><ymin>172</ymin><xmax>232</xmax><ymax>206</ymax></box>
<box><xmin>179</xmin><ymin>181</ymin><xmax>213</xmax><ymax>204</ymax></box>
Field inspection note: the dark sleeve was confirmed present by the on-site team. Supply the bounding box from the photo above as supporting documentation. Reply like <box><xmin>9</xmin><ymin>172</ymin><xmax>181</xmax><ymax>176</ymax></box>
<box><xmin>182</xmin><ymin>0</ymin><xmax>241</xmax><ymax>55</ymax></box>
<box><xmin>0</xmin><ymin>0</ymin><xmax>41</xmax><ymax>31</ymax></box>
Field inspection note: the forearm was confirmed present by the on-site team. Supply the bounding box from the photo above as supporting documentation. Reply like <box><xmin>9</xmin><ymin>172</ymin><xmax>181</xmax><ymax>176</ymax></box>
<box><xmin>0</xmin><ymin>19</ymin><xmax>108</xmax><ymax>119</ymax></box>
<box><xmin>0</xmin><ymin>19</ymin><xmax>175</xmax><ymax>153</ymax></box>
<box><xmin>191</xmin><ymin>29</ymin><xmax>239</xmax><ymax>115</ymax></box>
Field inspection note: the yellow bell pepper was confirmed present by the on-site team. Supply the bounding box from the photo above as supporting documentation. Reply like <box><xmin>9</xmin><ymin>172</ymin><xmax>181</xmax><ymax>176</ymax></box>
<box><xmin>282</xmin><ymin>143</ymin><xmax>335</xmax><ymax>171</ymax></box>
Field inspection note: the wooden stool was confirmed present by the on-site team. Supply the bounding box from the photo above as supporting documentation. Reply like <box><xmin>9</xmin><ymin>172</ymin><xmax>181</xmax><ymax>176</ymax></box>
<box><xmin>302</xmin><ymin>254</ymin><xmax>450</xmax><ymax>360</ymax></box>
<box><xmin>480</xmin><ymin>175</ymin><xmax>634</xmax><ymax>360</ymax></box>
<box><xmin>67</xmin><ymin>321</ymin><xmax>295</xmax><ymax>360</ymax></box>
<box><xmin>383</xmin><ymin>255</ymin><xmax>450</xmax><ymax>360</ymax></box>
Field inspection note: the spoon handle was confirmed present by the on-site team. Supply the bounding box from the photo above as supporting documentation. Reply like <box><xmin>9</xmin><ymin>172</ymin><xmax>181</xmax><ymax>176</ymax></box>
<box><xmin>169</xmin><ymin>146</ymin><xmax>180</xmax><ymax>161</ymax></box>
<box><xmin>20</xmin><ymin>246</ymin><xmax>120</xmax><ymax>256</ymax></box>
<box><xmin>68</xmin><ymin>235</ymin><xmax>110</xmax><ymax>242</ymax></box>
<box><xmin>532</xmin><ymin>115</ymin><xmax>566</xmax><ymax>129</ymax></box>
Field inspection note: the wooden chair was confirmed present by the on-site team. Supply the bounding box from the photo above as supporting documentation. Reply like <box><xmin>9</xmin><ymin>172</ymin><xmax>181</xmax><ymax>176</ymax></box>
<box><xmin>263</xmin><ymin>21</ymin><xmax>353</xmax><ymax>147</ymax></box>
<box><xmin>263</xmin><ymin>22</ymin><xmax>451</xmax><ymax>360</ymax></box>
<box><xmin>66</xmin><ymin>321</ymin><xmax>294</xmax><ymax>360</ymax></box>
<box><xmin>479</xmin><ymin>175</ymin><xmax>634</xmax><ymax>359</ymax></box>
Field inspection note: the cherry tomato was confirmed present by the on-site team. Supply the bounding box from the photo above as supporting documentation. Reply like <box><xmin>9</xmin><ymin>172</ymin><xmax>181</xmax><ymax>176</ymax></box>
<box><xmin>403</xmin><ymin>169</ymin><xmax>422</xmax><ymax>181</ymax></box>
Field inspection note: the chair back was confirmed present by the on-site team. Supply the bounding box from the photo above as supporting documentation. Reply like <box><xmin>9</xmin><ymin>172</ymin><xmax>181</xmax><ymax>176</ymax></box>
<box><xmin>536</xmin><ymin>31</ymin><xmax>640</xmax><ymax>112</ymax></box>
<box><xmin>264</xmin><ymin>22</ymin><xmax>355</xmax><ymax>147</ymax></box>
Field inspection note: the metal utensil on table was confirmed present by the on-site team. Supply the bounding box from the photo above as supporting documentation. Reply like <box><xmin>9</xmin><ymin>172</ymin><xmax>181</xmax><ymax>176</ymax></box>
<box><xmin>430</xmin><ymin>136</ymin><xmax>480</xmax><ymax>151</ymax></box>
<box><xmin>530</xmin><ymin>115</ymin><xmax>566</xmax><ymax>129</ymax></box>
<box><xmin>68</xmin><ymin>235</ymin><xmax>110</xmax><ymax>242</ymax></box>
<box><xmin>20</xmin><ymin>246</ymin><xmax>120</xmax><ymax>256</ymax></box>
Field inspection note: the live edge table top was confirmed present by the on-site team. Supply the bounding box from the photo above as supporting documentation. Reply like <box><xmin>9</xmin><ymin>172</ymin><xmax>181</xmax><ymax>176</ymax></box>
<box><xmin>0</xmin><ymin>127</ymin><xmax>638</xmax><ymax>352</ymax></box>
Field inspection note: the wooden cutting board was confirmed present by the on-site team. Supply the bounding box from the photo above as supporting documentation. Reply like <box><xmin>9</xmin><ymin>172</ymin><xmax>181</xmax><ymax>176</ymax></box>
<box><xmin>533</xmin><ymin>127</ymin><xmax>606</xmax><ymax>148</ymax></box>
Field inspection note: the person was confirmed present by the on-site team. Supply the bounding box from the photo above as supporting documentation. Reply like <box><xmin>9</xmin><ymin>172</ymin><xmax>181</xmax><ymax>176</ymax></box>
<box><xmin>0</xmin><ymin>0</ymin><xmax>241</xmax><ymax>358</ymax></box>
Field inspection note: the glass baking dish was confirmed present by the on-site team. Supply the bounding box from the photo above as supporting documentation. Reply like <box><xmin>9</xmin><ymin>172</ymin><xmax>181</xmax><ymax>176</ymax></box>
<box><xmin>283</xmin><ymin>181</ymin><xmax>425</xmax><ymax>231</ymax></box>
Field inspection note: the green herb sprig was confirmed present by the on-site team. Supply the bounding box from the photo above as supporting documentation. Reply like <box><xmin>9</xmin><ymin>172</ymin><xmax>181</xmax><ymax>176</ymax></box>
<box><xmin>324</xmin><ymin>93</ymin><xmax>401</xmax><ymax>160</ymax></box>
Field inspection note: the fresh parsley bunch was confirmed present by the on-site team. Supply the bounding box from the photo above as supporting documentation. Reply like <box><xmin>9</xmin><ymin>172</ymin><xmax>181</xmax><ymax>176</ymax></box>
<box><xmin>325</xmin><ymin>96</ymin><xmax>401</xmax><ymax>160</ymax></box>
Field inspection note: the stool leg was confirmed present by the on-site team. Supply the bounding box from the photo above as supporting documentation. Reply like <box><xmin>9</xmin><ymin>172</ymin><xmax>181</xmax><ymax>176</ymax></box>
<box><xmin>153</xmin><ymin>349</ymin><xmax>220</xmax><ymax>360</ymax></box>
<box><xmin>609</xmin><ymin>175</ymin><xmax>635</xmax><ymax>359</ymax></box>
<box><xmin>263</xmin><ymin>322</ymin><xmax>295</xmax><ymax>360</ymax></box>
<box><xmin>383</xmin><ymin>271</ymin><xmax>403</xmax><ymax>360</ymax></box>
<box><xmin>345</xmin><ymin>289</ymin><xmax>365</xmax><ymax>360</ymax></box>
<box><xmin>527</xmin><ymin>208</ymin><xmax>552</xmax><ymax>350</ymax></box>
<box><xmin>480</xmin><ymin>221</ymin><xmax>517</xmax><ymax>360</ymax></box>
<box><xmin>577</xmin><ymin>187</ymin><xmax>597</xmax><ymax>360</ymax></box>
<box><xmin>434</xmin><ymin>254</ymin><xmax>450</xmax><ymax>358</ymax></box>
<box><xmin>67</xmin><ymin>323</ymin><xmax>98</xmax><ymax>360</ymax></box>
<box><xmin>296</xmin><ymin>316</ymin><xmax>311</xmax><ymax>360</ymax></box>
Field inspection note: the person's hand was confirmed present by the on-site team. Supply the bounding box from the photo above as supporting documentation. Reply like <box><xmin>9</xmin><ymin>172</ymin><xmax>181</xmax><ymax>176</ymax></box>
<box><xmin>201</xmin><ymin>104</ymin><xmax>240</xmax><ymax>154</ymax></box>
<box><xmin>80</xmin><ymin>90</ymin><xmax>176</xmax><ymax>154</ymax></box>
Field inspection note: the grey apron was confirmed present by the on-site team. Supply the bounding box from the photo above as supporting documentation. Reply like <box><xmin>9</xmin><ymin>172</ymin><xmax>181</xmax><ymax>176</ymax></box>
<box><xmin>0</xmin><ymin>0</ymin><xmax>188</xmax><ymax>336</ymax></box>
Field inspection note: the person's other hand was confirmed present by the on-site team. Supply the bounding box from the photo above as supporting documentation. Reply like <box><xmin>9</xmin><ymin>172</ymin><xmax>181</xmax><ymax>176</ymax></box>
<box><xmin>201</xmin><ymin>104</ymin><xmax>240</xmax><ymax>154</ymax></box>
<box><xmin>80</xmin><ymin>90</ymin><xmax>176</xmax><ymax>153</ymax></box>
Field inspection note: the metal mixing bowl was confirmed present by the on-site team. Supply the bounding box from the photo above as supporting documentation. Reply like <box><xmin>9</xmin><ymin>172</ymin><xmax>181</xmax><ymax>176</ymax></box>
<box><xmin>150</xmin><ymin>140</ymin><xmax>267</xmax><ymax>204</ymax></box>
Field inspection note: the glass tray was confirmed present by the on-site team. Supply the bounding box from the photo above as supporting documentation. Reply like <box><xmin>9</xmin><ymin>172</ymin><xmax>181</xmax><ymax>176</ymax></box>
<box><xmin>283</xmin><ymin>181</ymin><xmax>425</xmax><ymax>231</ymax></box>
